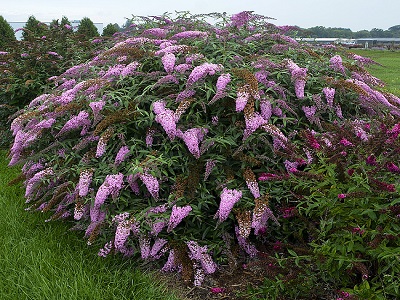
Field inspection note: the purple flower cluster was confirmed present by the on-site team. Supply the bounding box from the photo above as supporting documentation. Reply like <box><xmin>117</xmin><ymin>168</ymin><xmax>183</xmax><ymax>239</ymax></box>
<box><xmin>77</xmin><ymin>169</ymin><xmax>94</xmax><ymax>197</ymax></box>
<box><xmin>230</xmin><ymin>11</ymin><xmax>253</xmax><ymax>28</ymax></box>
<box><xmin>235</xmin><ymin>89</ymin><xmax>250</xmax><ymax>111</ymax></box>
<box><xmin>204</xmin><ymin>159</ymin><xmax>216</xmax><ymax>181</ymax></box>
<box><xmin>243</xmin><ymin>112</ymin><xmax>267</xmax><ymax>140</ymax></box>
<box><xmin>92</xmin><ymin>173</ymin><xmax>124</xmax><ymax>221</ymax></box>
<box><xmin>186</xmin><ymin>240</ymin><xmax>217</xmax><ymax>275</ymax></box>
<box><xmin>113</xmin><ymin>146</ymin><xmax>130</xmax><ymax>166</ymax></box>
<box><xmin>161</xmin><ymin>249</ymin><xmax>180</xmax><ymax>272</ymax></box>
<box><xmin>172</xmin><ymin>30</ymin><xmax>208</xmax><ymax>39</ymax></box>
<box><xmin>25</xmin><ymin>168</ymin><xmax>54</xmax><ymax>199</ymax></box>
<box><xmin>139</xmin><ymin>172</ymin><xmax>159</xmax><ymax>199</ymax></box>
<box><xmin>167</xmin><ymin>205</ymin><xmax>192</xmax><ymax>232</ymax></box>
<box><xmin>186</xmin><ymin>63</ymin><xmax>223</xmax><ymax>87</ymax></box>
<box><xmin>98</xmin><ymin>241</ymin><xmax>113</xmax><ymax>257</ymax></box>
<box><xmin>57</xmin><ymin>111</ymin><xmax>91</xmax><ymax>137</ymax></box>
<box><xmin>114</xmin><ymin>219</ymin><xmax>132</xmax><ymax>253</ymax></box>
<box><xmin>121</xmin><ymin>61</ymin><xmax>140</xmax><ymax>77</ymax></box>
<box><xmin>329</xmin><ymin>55</ymin><xmax>346</xmax><ymax>74</ymax></box>
<box><xmin>287</xmin><ymin>60</ymin><xmax>307</xmax><ymax>99</ymax></box>
<box><xmin>153</xmin><ymin>100</ymin><xmax>177</xmax><ymax>140</ymax></box>
<box><xmin>235</xmin><ymin>226</ymin><xmax>258</xmax><ymax>257</ymax></box>
<box><xmin>175</xmin><ymin>89</ymin><xmax>196</xmax><ymax>103</ymax></box>
<box><xmin>209</xmin><ymin>73</ymin><xmax>231</xmax><ymax>104</ymax></box>
<box><xmin>302</xmin><ymin>105</ymin><xmax>317</xmax><ymax>123</ymax></box>
<box><xmin>161</xmin><ymin>53</ymin><xmax>176</xmax><ymax>73</ymax></box>
<box><xmin>323</xmin><ymin>87</ymin><xmax>335</xmax><ymax>107</ymax></box>
<box><xmin>178</xmin><ymin>127</ymin><xmax>208</xmax><ymax>159</ymax></box>
<box><xmin>143</xmin><ymin>28</ymin><xmax>168</xmax><ymax>38</ymax></box>
<box><xmin>215</xmin><ymin>188</ymin><xmax>242</xmax><ymax>222</ymax></box>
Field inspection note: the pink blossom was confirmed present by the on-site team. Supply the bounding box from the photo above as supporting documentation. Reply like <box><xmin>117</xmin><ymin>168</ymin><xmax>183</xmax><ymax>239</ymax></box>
<box><xmin>215</xmin><ymin>188</ymin><xmax>242</xmax><ymax>222</ymax></box>
<box><xmin>179</xmin><ymin>127</ymin><xmax>208</xmax><ymax>159</ymax></box>
<box><xmin>235</xmin><ymin>89</ymin><xmax>250</xmax><ymax>111</ymax></box>
<box><xmin>57</xmin><ymin>111</ymin><xmax>91</xmax><ymax>137</ymax></box>
<box><xmin>338</xmin><ymin>194</ymin><xmax>347</xmax><ymax>199</ymax></box>
<box><xmin>186</xmin><ymin>63</ymin><xmax>223</xmax><ymax>87</ymax></box>
<box><xmin>114</xmin><ymin>146</ymin><xmax>130</xmax><ymax>166</ymax></box>
<box><xmin>167</xmin><ymin>205</ymin><xmax>192</xmax><ymax>232</ymax></box>
<box><xmin>139</xmin><ymin>172</ymin><xmax>159</xmax><ymax>199</ymax></box>
<box><xmin>323</xmin><ymin>87</ymin><xmax>335</xmax><ymax>107</ymax></box>
<box><xmin>161</xmin><ymin>53</ymin><xmax>176</xmax><ymax>73</ymax></box>
<box><xmin>77</xmin><ymin>169</ymin><xmax>94</xmax><ymax>197</ymax></box>
<box><xmin>329</xmin><ymin>55</ymin><xmax>346</xmax><ymax>74</ymax></box>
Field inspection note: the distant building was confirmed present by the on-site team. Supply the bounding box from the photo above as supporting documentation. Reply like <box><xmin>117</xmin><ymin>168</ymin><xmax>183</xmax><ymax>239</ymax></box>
<box><xmin>8</xmin><ymin>20</ymin><xmax>103</xmax><ymax>40</ymax></box>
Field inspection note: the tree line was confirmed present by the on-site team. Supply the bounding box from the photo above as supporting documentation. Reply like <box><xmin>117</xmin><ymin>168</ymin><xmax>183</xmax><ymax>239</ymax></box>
<box><xmin>298</xmin><ymin>25</ymin><xmax>400</xmax><ymax>38</ymax></box>
<box><xmin>0</xmin><ymin>15</ymin><xmax>121</xmax><ymax>48</ymax></box>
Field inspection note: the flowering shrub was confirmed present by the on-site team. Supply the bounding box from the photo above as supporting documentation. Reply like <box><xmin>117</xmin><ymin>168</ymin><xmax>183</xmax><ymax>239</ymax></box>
<box><xmin>0</xmin><ymin>17</ymin><xmax>108</xmax><ymax>148</ymax></box>
<box><xmin>8</xmin><ymin>12</ymin><xmax>400</xmax><ymax>297</ymax></box>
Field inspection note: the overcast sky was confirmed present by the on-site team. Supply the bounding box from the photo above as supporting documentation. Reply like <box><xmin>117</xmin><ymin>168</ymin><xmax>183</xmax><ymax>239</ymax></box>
<box><xmin>2</xmin><ymin>0</ymin><xmax>400</xmax><ymax>31</ymax></box>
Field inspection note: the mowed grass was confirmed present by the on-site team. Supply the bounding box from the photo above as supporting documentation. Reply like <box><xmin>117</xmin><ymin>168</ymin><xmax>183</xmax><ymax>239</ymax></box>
<box><xmin>0</xmin><ymin>151</ymin><xmax>182</xmax><ymax>300</ymax></box>
<box><xmin>350</xmin><ymin>49</ymin><xmax>400</xmax><ymax>96</ymax></box>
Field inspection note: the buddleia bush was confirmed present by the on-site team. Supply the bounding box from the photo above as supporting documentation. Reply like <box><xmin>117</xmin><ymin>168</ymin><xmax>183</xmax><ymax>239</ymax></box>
<box><xmin>8</xmin><ymin>11</ymin><xmax>400</xmax><ymax>296</ymax></box>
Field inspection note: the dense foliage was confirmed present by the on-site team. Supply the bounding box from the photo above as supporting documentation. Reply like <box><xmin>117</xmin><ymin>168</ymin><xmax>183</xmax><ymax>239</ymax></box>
<box><xmin>0</xmin><ymin>16</ymin><xmax>108</xmax><ymax>148</ymax></box>
<box><xmin>77</xmin><ymin>17</ymin><xmax>100</xmax><ymax>39</ymax></box>
<box><xmin>8</xmin><ymin>12</ymin><xmax>400</xmax><ymax>298</ymax></box>
<box><xmin>0</xmin><ymin>15</ymin><xmax>16</xmax><ymax>48</ymax></box>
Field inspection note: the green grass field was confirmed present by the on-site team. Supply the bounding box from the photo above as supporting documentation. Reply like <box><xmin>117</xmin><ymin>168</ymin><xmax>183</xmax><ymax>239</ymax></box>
<box><xmin>350</xmin><ymin>49</ymin><xmax>400</xmax><ymax>96</ymax></box>
<box><xmin>0</xmin><ymin>151</ymin><xmax>182</xmax><ymax>300</ymax></box>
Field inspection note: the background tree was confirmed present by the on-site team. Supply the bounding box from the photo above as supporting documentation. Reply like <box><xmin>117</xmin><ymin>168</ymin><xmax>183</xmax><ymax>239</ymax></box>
<box><xmin>102</xmin><ymin>23</ymin><xmax>119</xmax><ymax>37</ymax></box>
<box><xmin>77</xmin><ymin>17</ymin><xmax>99</xmax><ymax>39</ymax></box>
<box><xmin>22</xmin><ymin>15</ymin><xmax>48</xmax><ymax>39</ymax></box>
<box><xmin>0</xmin><ymin>15</ymin><xmax>16</xmax><ymax>49</ymax></box>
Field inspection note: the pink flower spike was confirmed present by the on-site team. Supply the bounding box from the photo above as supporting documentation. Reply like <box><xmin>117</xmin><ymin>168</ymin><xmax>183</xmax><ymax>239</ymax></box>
<box><xmin>167</xmin><ymin>205</ymin><xmax>192</xmax><ymax>232</ymax></box>
<box><xmin>210</xmin><ymin>287</ymin><xmax>225</xmax><ymax>294</ymax></box>
<box><xmin>215</xmin><ymin>188</ymin><xmax>242</xmax><ymax>222</ymax></box>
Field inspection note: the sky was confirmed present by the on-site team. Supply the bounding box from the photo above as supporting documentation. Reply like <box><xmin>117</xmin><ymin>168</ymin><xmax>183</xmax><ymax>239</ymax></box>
<box><xmin>2</xmin><ymin>0</ymin><xmax>400</xmax><ymax>32</ymax></box>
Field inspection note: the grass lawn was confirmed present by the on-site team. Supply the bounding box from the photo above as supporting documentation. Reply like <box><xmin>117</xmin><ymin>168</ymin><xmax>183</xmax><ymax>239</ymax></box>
<box><xmin>350</xmin><ymin>49</ymin><xmax>400</xmax><ymax>96</ymax></box>
<box><xmin>0</xmin><ymin>150</ymin><xmax>182</xmax><ymax>300</ymax></box>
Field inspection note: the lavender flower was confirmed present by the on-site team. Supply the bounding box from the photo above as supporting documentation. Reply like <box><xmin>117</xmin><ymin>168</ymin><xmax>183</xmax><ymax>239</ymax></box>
<box><xmin>260</xmin><ymin>98</ymin><xmax>272</xmax><ymax>121</ymax></box>
<box><xmin>139</xmin><ymin>172</ymin><xmax>159</xmax><ymax>199</ymax></box>
<box><xmin>186</xmin><ymin>241</ymin><xmax>217</xmax><ymax>274</ymax></box>
<box><xmin>387</xmin><ymin>162</ymin><xmax>400</xmax><ymax>173</ymax></box>
<box><xmin>235</xmin><ymin>89</ymin><xmax>250</xmax><ymax>112</ymax></box>
<box><xmin>186</xmin><ymin>63</ymin><xmax>223</xmax><ymax>87</ymax></box>
<box><xmin>153</xmin><ymin>101</ymin><xmax>177</xmax><ymax>140</ymax></box>
<box><xmin>150</xmin><ymin>238</ymin><xmax>168</xmax><ymax>259</ymax></box>
<box><xmin>77</xmin><ymin>169</ymin><xmax>94</xmax><ymax>197</ymax></box>
<box><xmin>172</xmin><ymin>30</ymin><xmax>208</xmax><ymax>39</ymax></box>
<box><xmin>235</xmin><ymin>226</ymin><xmax>258</xmax><ymax>257</ymax></box>
<box><xmin>25</xmin><ymin>168</ymin><xmax>54</xmax><ymax>199</ymax></box>
<box><xmin>139</xmin><ymin>236</ymin><xmax>151</xmax><ymax>259</ymax></box>
<box><xmin>161</xmin><ymin>249</ymin><xmax>180</xmax><ymax>272</ymax></box>
<box><xmin>323</xmin><ymin>87</ymin><xmax>335</xmax><ymax>107</ymax></box>
<box><xmin>302</xmin><ymin>105</ymin><xmax>317</xmax><ymax>123</ymax></box>
<box><xmin>204</xmin><ymin>159</ymin><xmax>216</xmax><ymax>181</ymax></box>
<box><xmin>98</xmin><ymin>241</ymin><xmax>113</xmax><ymax>257</ymax></box>
<box><xmin>57</xmin><ymin>111</ymin><xmax>91</xmax><ymax>137</ymax></box>
<box><xmin>174</xmin><ymin>63</ymin><xmax>192</xmax><ymax>73</ymax></box>
<box><xmin>243</xmin><ymin>112</ymin><xmax>267</xmax><ymax>140</ymax></box>
<box><xmin>89</xmin><ymin>100</ymin><xmax>105</xmax><ymax>124</ymax></box>
<box><xmin>215</xmin><ymin>188</ymin><xmax>242</xmax><ymax>222</ymax></box>
<box><xmin>329</xmin><ymin>55</ymin><xmax>346</xmax><ymax>74</ymax></box>
<box><xmin>230</xmin><ymin>11</ymin><xmax>253</xmax><ymax>28</ymax></box>
<box><xmin>114</xmin><ymin>146</ymin><xmax>130</xmax><ymax>166</ymax></box>
<box><xmin>121</xmin><ymin>61</ymin><xmax>140</xmax><ymax>77</ymax></box>
<box><xmin>114</xmin><ymin>219</ymin><xmax>132</xmax><ymax>252</ymax></box>
<box><xmin>93</xmin><ymin>173</ymin><xmax>124</xmax><ymax>218</ymax></box>
<box><xmin>143</xmin><ymin>28</ymin><xmax>168</xmax><ymax>38</ymax></box>
<box><xmin>167</xmin><ymin>205</ymin><xmax>192</xmax><ymax>232</ymax></box>
<box><xmin>178</xmin><ymin>127</ymin><xmax>208</xmax><ymax>159</ymax></box>
<box><xmin>161</xmin><ymin>53</ymin><xmax>176</xmax><ymax>73</ymax></box>
<box><xmin>209</xmin><ymin>73</ymin><xmax>231</xmax><ymax>104</ymax></box>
